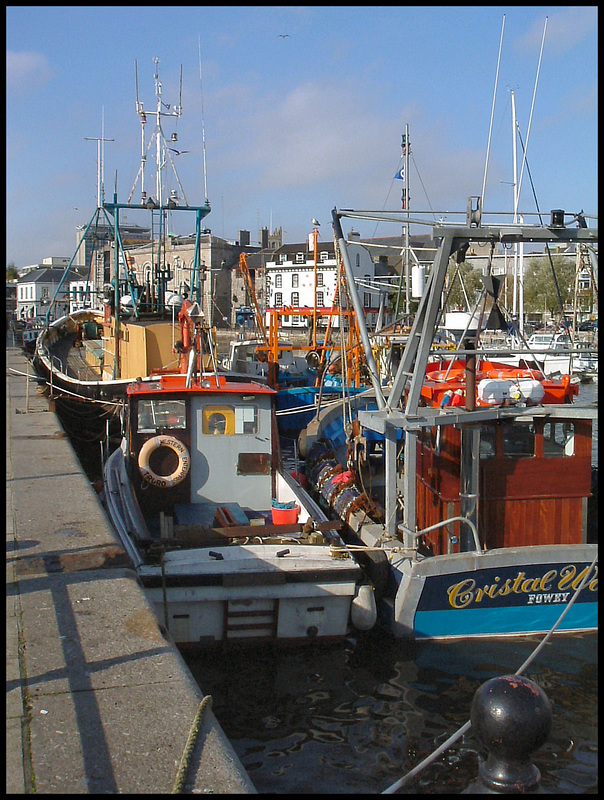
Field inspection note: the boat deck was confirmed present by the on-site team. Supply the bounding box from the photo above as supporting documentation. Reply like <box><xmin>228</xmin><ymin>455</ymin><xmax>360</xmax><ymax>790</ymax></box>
<box><xmin>65</xmin><ymin>345</ymin><xmax>103</xmax><ymax>381</ymax></box>
<box><xmin>49</xmin><ymin>333</ymin><xmax>104</xmax><ymax>382</ymax></box>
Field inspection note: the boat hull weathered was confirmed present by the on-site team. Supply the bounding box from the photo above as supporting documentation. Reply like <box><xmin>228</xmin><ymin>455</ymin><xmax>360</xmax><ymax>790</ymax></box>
<box><xmin>383</xmin><ymin>545</ymin><xmax>598</xmax><ymax>640</ymax></box>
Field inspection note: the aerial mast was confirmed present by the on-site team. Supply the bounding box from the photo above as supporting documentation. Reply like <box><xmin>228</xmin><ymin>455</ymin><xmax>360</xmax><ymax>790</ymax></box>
<box><xmin>128</xmin><ymin>57</ymin><xmax>188</xmax><ymax>207</ymax></box>
<box><xmin>84</xmin><ymin>109</ymin><xmax>114</xmax><ymax>210</ymax></box>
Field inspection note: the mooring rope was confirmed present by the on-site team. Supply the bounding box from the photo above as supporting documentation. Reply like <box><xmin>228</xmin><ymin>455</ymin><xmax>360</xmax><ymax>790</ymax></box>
<box><xmin>172</xmin><ymin>694</ymin><xmax>214</xmax><ymax>794</ymax></box>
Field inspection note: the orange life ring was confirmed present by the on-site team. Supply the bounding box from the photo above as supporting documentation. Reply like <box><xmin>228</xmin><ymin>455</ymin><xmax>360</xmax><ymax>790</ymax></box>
<box><xmin>427</xmin><ymin>368</ymin><xmax>466</xmax><ymax>383</ymax></box>
<box><xmin>486</xmin><ymin>368</ymin><xmax>536</xmax><ymax>380</ymax></box>
<box><xmin>138</xmin><ymin>435</ymin><xmax>190</xmax><ymax>488</ymax></box>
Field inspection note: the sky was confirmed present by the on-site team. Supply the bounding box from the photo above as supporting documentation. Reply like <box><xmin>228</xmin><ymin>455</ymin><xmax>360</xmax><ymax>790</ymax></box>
<box><xmin>6</xmin><ymin>6</ymin><xmax>598</xmax><ymax>270</ymax></box>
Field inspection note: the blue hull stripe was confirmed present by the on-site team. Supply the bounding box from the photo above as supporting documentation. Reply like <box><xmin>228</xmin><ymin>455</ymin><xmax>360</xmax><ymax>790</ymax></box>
<box><xmin>413</xmin><ymin>601</ymin><xmax>598</xmax><ymax>639</ymax></box>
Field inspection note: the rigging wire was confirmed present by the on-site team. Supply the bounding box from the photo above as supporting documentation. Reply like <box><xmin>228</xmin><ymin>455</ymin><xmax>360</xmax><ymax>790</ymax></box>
<box><xmin>515</xmin><ymin>127</ymin><xmax>571</xmax><ymax>331</ymax></box>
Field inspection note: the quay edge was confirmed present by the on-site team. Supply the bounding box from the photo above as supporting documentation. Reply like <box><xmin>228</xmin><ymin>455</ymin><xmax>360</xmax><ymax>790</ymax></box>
<box><xmin>6</xmin><ymin>334</ymin><xmax>256</xmax><ymax>794</ymax></box>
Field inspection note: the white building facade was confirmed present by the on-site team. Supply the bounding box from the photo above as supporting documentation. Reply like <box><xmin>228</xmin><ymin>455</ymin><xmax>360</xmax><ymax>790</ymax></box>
<box><xmin>264</xmin><ymin>233</ymin><xmax>393</xmax><ymax>331</ymax></box>
<box><xmin>16</xmin><ymin>263</ymin><xmax>82</xmax><ymax>321</ymax></box>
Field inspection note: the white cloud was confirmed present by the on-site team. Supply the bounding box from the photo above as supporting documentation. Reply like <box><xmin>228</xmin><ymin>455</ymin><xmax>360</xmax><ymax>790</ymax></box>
<box><xmin>514</xmin><ymin>7</ymin><xmax>597</xmax><ymax>56</ymax></box>
<box><xmin>6</xmin><ymin>50</ymin><xmax>53</xmax><ymax>93</ymax></box>
<box><xmin>237</xmin><ymin>79</ymin><xmax>406</xmax><ymax>190</ymax></box>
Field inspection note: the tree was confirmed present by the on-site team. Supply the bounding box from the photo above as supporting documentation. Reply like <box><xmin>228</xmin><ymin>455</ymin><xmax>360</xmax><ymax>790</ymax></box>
<box><xmin>444</xmin><ymin>261</ymin><xmax>483</xmax><ymax>311</ymax></box>
<box><xmin>6</xmin><ymin>262</ymin><xmax>19</xmax><ymax>281</ymax></box>
<box><xmin>522</xmin><ymin>254</ymin><xmax>575</xmax><ymax>317</ymax></box>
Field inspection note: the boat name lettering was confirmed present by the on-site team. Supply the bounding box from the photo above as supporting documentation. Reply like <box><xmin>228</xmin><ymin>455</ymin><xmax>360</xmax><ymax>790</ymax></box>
<box><xmin>527</xmin><ymin>592</ymin><xmax>570</xmax><ymax>605</ymax></box>
<box><xmin>446</xmin><ymin>565</ymin><xmax>597</xmax><ymax>610</ymax></box>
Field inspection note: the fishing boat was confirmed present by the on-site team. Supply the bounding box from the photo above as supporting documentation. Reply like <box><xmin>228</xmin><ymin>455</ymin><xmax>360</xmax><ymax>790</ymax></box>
<box><xmin>102</xmin><ymin>303</ymin><xmax>376</xmax><ymax>646</ymax></box>
<box><xmin>21</xmin><ymin>317</ymin><xmax>46</xmax><ymax>355</ymax></box>
<box><xmin>33</xmin><ymin>59</ymin><xmax>211</xmax><ymax>404</ymax></box>
<box><xmin>300</xmin><ymin>205</ymin><xmax>598</xmax><ymax>640</ymax></box>
<box><xmin>491</xmin><ymin>330</ymin><xmax>598</xmax><ymax>382</ymax></box>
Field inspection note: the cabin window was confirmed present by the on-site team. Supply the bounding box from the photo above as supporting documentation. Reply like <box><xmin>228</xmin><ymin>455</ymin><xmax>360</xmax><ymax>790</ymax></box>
<box><xmin>201</xmin><ymin>404</ymin><xmax>258</xmax><ymax>435</ymax></box>
<box><xmin>479</xmin><ymin>425</ymin><xmax>496</xmax><ymax>459</ymax></box>
<box><xmin>137</xmin><ymin>399</ymin><xmax>186</xmax><ymax>432</ymax></box>
<box><xmin>502</xmin><ymin>421</ymin><xmax>536</xmax><ymax>459</ymax></box>
<box><xmin>237</xmin><ymin>452</ymin><xmax>271</xmax><ymax>475</ymax></box>
<box><xmin>543</xmin><ymin>421</ymin><xmax>575</xmax><ymax>458</ymax></box>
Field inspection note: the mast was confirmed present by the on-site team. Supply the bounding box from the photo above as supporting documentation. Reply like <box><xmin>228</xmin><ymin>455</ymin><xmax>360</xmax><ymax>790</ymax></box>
<box><xmin>481</xmin><ymin>14</ymin><xmax>505</xmax><ymax>208</ymax></box>
<box><xmin>84</xmin><ymin>109</ymin><xmax>114</xmax><ymax>210</ymax></box>
<box><xmin>510</xmin><ymin>89</ymin><xmax>524</xmax><ymax>334</ymax></box>
<box><xmin>312</xmin><ymin>226</ymin><xmax>318</xmax><ymax>349</ymax></box>
<box><xmin>403</xmin><ymin>125</ymin><xmax>411</xmax><ymax>319</ymax></box>
<box><xmin>128</xmin><ymin>57</ymin><xmax>188</xmax><ymax>207</ymax></box>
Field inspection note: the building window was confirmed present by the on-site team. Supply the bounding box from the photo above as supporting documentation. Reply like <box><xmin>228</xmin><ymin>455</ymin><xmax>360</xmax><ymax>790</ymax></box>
<box><xmin>292</xmin><ymin>274</ymin><xmax>299</xmax><ymax>288</ymax></box>
<box><xmin>291</xmin><ymin>292</ymin><xmax>299</xmax><ymax>306</ymax></box>
<box><xmin>364</xmin><ymin>292</ymin><xmax>371</xmax><ymax>307</ymax></box>
<box><xmin>279</xmin><ymin>254</ymin><xmax>287</xmax><ymax>263</ymax></box>
<box><xmin>316</xmin><ymin>292</ymin><xmax>324</xmax><ymax>307</ymax></box>
<box><xmin>295</xmin><ymin>252</ymin><xmax>304</xmax><ymax>263</ymax></box>
<box><xmin>275</xmin><ymin>274</ymin><xmax>282</xmax><ymax>288</ymax></box>
<box><xmin>320</xmin><ymin>251</ymin><xmax>330</xmax><ymax>262</ymax></box>
<box><xmin>275</xmin><ymin>292</ymin><xmax>283</xmax><ymax>307</ymax></box>
<box><xmin>317</xmin><ymin>273</ymin><xmax>324</xmax><ymax>287</ymax></box>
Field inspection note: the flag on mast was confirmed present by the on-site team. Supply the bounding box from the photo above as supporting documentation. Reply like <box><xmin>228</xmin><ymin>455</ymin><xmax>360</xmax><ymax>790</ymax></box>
<box><xmin>394</xmin><ymin>165</ymin><xmax>405</xmax><ymax>181</ymax></box>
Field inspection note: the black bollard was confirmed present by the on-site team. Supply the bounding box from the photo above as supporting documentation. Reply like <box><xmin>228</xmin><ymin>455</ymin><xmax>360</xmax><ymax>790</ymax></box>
<box><xmin>464</xmin><ymin>675</ymin><xmax>552</xmax><ymax>794</ymax></box>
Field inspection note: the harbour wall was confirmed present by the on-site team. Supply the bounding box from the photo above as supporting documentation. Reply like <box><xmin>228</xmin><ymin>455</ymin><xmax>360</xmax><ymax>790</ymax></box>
<box><xmin>6</xmin><ymin>337</ymin><xmax>256</xmax><ymax>793</ymax></box>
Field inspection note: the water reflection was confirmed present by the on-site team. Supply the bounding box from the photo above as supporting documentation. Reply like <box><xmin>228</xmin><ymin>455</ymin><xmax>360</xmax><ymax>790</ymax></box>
<box><xmin>185</xmin><ymin>630</ymin><xmax>597</xmax><ymax>794</ymax></box>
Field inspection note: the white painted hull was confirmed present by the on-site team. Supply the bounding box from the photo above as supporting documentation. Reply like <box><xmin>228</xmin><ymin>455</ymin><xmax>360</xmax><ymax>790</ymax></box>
<box><xmin>141</xmin><ymin>544</ymin><xmax>360</xmax><ymax>644</ymax></box>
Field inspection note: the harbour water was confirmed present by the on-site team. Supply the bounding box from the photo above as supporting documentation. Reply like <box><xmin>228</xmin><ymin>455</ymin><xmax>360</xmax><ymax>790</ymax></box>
<box><xmin>184</xmin><ymin>631</ymin><xmax>597</xmax><ymax>793</ymax></box>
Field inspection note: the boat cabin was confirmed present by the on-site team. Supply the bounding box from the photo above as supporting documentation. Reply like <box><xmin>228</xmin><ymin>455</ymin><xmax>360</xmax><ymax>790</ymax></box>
<box><xmin>415</xmin><ymin>412</ymin><xmax>593</xmax><ymax>555</ymax></box>
<box><xmin>124</xmin><ymin>374</ymin><xmax>278</xmax><ymax>530</ymax></box>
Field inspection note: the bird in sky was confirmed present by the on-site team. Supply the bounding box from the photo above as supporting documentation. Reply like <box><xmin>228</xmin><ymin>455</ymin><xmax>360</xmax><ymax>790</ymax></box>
<box><xmin>312</xmin><ymin>218</ymin><xmax>321</xmax><ymax>226</ymax></box>
<box><xmin>277</xmin><ymin>34</ymin><xmax>290</xmax><ymax>38</ymax></box>
<box><xmin>169</xmin><ymin>148</ymin><xmax>190</xmax><ymax>156</ymax></box>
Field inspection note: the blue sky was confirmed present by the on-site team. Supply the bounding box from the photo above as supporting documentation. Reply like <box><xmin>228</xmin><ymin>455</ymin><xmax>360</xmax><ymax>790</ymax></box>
<box><xmin>6</xmin><ymin>6</ymin><xmax>598</xmax><ymax>269</ymax></box>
